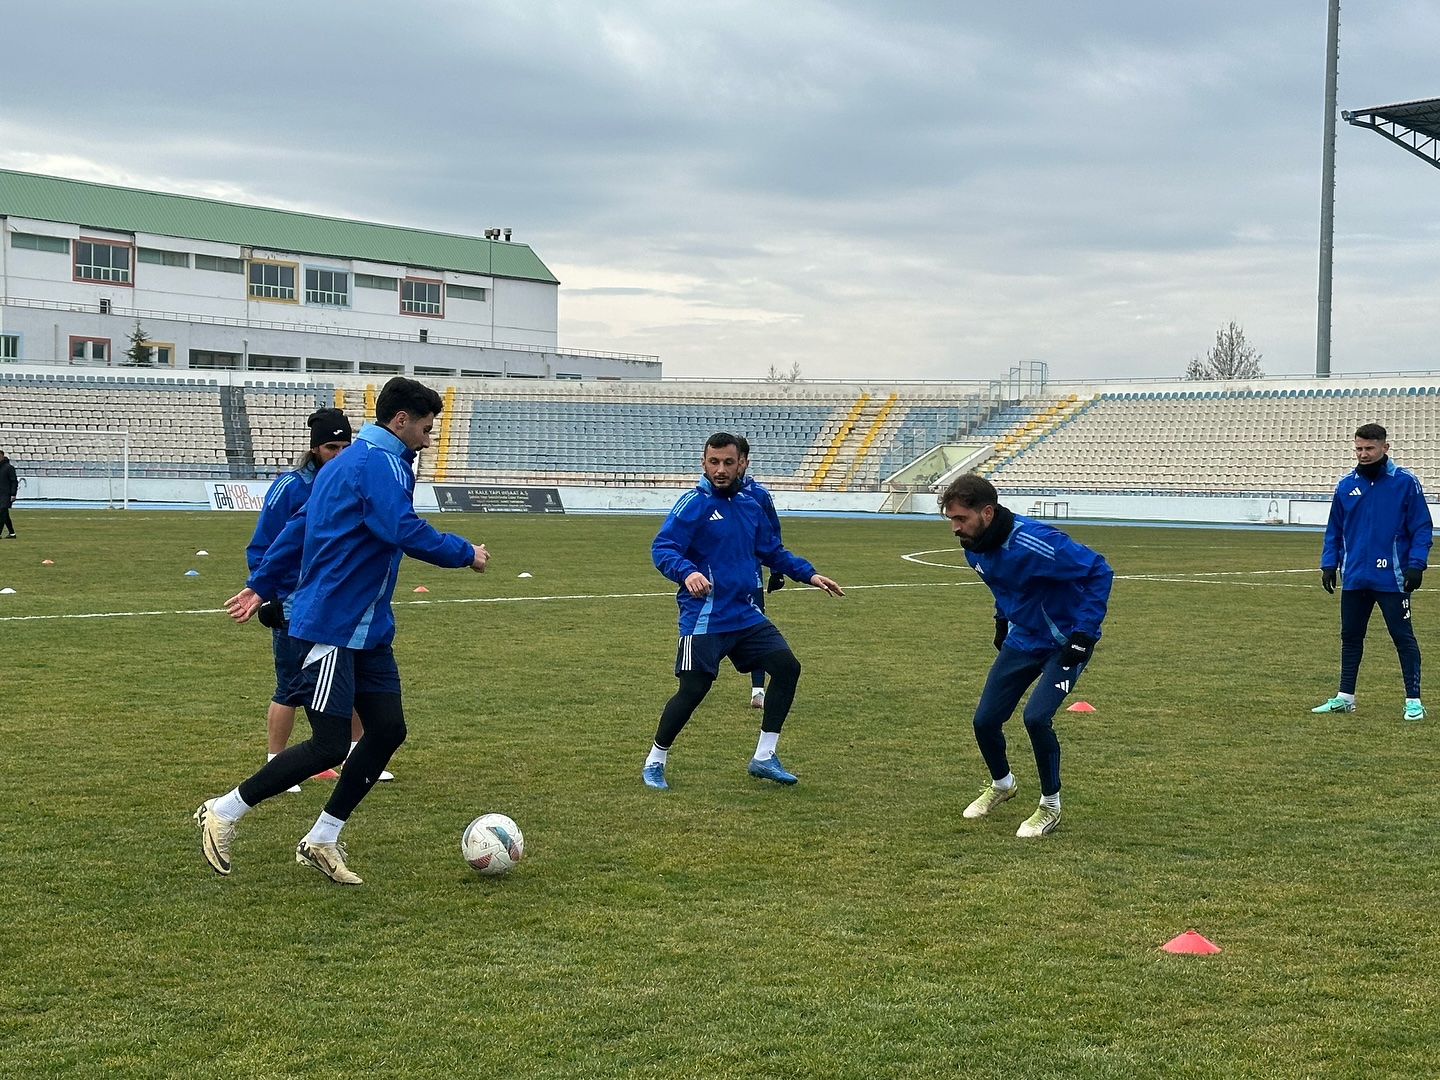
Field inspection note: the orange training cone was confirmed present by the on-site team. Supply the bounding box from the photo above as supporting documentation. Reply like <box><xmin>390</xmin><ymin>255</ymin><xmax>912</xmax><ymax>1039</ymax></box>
<box><xmin>413</xmin><ymin>586</ymin><xmax>429</xmax><ymax>593</ymax></box>
<box><xmin>1162</xmin><ymin>930</ymin><xmax>1220</xmax><ymax>954</ymax></box>
<box><xmin>1066</xmin><ymin>701</ymin><xmax>1095</xmax><ymax>712</ymax></box>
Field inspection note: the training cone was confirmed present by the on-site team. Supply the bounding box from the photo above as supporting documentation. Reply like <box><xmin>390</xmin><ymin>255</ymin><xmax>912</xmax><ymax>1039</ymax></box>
<box><xmin>413</xmin><ymin>585</ymin><xmax>429</xmax><ymax>593</ymax></box>
<box><xmin>1161</xmin><ymin>930</ymin><xmax>1220</xmax><ymax>954</ymax></box>
<box><xmin>1066</xmin><ymin>701</ymin><xmax>1095</xmax><ymax>712</ymax></box>
<box><xmin>195</xmin><ymin>550</ymin><xmax>209</xmax><ymax>556</ymax></box>
<box><xmin>184</xmin><ymin>570</ymin><xmax>200</xmax><ymax>577</ymax></box>
<box><xmin>0</xmin><ymin>587</ymin><xmax>15</xmax><ymax>594</ymax></box>
<box><xmin>42</xmin><ymin>559</ymin><xmax>54</xmax><ymax>565</ymax></box>
<box><xmin>518</xmin><ymin>572</ymin><xmax>532</xmax><ymax>578</ymax></box>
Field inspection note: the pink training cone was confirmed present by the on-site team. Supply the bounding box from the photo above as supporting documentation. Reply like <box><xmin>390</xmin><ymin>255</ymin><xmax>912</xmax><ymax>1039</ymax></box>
<box><xmin>413</xmin><ymin>586</ymin><xmax>429</xmax><ymax>593</ymax></box>
<box><xmin>1066</xmin><ymin>701</ymin><xmax>1095</xmax><ymax>712</ymax></box>
<box><xmin>42</xmin><ymin>559</ymin><xmax>54</xmax><ymax>565</ymax></box>
<box><xmin>1162</xmin><ymin>930</ymin><xmax>1220</xmax><ymax>954</ymax></box>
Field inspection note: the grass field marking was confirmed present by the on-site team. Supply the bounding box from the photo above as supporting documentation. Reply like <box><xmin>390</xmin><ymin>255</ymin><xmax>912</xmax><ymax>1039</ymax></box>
<box><xmin>902</xmin><ymin>547</ymin><xmax>1317</xmax><ymax>589</ymax></box>
<box><xmin>0</xmin><ymin>580</ymin><xmax>985</xmax><ymax>625</ymax></box>
<box><xmin>0</xmin><ymin>607</ymin><xmax>230</xmax><ymax>622</ymax></box>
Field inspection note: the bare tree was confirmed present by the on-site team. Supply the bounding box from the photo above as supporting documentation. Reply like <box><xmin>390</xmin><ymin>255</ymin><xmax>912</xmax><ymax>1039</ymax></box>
<box><xmin>764</xmin><ymin>361</ymin><xmax>802</xmax><ymax>383</ymax></box>
<box><xmin>1186</xmin><ymin>321</ymin><xmax>1262</xmax><ymax>380</ymax></box>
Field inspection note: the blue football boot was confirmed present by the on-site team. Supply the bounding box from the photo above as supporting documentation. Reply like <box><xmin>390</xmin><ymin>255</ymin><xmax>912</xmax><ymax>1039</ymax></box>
<box><xmin>642</xmin><ymin>762</ymin><xmax>669</xmax><ymax>790</ymax></box>
<box><xmin>747</xmin><ymin>755</ymin><xmax>798</xmax><ymax>785</ymax></box>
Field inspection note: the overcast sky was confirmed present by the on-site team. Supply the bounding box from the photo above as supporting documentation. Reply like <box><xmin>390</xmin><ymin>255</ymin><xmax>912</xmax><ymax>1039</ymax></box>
<box><xmin>3</xmin><ymin>1</ymin><xmax>1439</xmax><ymax>384</ymax></box>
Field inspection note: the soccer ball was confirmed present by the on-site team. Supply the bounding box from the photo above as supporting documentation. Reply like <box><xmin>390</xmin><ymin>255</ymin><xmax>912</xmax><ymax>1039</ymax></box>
<box><xmin>461</xmin><ymin>813</ymin><xmax>524</xmax><ymax>876</ymax></box>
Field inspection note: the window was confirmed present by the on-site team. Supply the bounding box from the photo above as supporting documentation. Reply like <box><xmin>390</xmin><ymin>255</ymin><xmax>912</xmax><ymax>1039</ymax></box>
<box><xmin>555</xmin><ymin>373</ymin><xmax>583</xmax><ymax>380</ymax></box>
<box><xmin>11</xmin><ymin>232</ymin><xmax>69</xmax><ymax>254</ymax></box>
<box><xmin>137</xmin><ymin>248</ymin><xmax>189</xmax><ymax>267</ymax></box>
<box><xmin>359</xmin><ymin>361</ymin><xmax>403</xmax><ymax>374</ymax></box>
<box><xmin>305</xmin><ymin>268</ymin><xmax>349</xmax><ymax>306</ymax></box>
<box><xmin>189</xmin><ymin>350</ymin><xmax>241</xmax><ymax>369</ymax></box>
<box><xmin>446</xmin><ymin>284</ymin><xmax>486</xmax><ymax>302</ymax></box>
<box><xmin>401</xmin><ymin>279</ymin><xmax>442</xmax><ymax>316</ymax></box>
<box><xmin>1</xmin><ymin>334</ymin><xmax>19</xmax><ymax>360</ymax></box>
<box><xmin>355</xmin><ymin>273</ymin><xmax>397</xmax><ymax>291</ymax></box>
<box><xmin>74</xmin><ymin>240</ymin><xmax>132</xmax><ymax>284</ymax></box>
<box><xmin>195</xmin><ymin>254</ymin><xmax>244</xmax><ymax>274</ymax></box>
<box><xmin>145</xmin><ymin>341</ymin><xmax>175</xmax><ymax>366</ymax></box>
<box><xmin>248</xmin><ymin>261</ymin><xmax>297</xmax><ymax>301</ymax></box>
<box><xmin>70</xmin><ymin>336</ymin><xmax>110</xmax><ymax>362</ymax></box>
<box><xmin>306</xmin><ymin>357</ymin><xmax>354</xmax><ymax>374</ymax></box>
<box><xmin>248</xmin><ymin>354</ymin><xmax>301</xmax><ymax>372</ymax></box>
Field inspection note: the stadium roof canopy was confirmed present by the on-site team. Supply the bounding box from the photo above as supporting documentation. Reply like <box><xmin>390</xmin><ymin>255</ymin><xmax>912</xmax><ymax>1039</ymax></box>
<box><xmin>1342</xmin><ymin>97</ymin><xmax>1440</xmax><ymax>171</ymax></box>
<box><xmin>0</xmin><ymin>169</ymin><xmax>558</xmax><ymax>284</ymax></box>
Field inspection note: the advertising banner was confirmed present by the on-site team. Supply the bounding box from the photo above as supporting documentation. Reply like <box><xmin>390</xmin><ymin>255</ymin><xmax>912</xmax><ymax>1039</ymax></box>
<box><xmin>207</xmin><ymin>480</ymin><xmax>273</xmax><ymax>511</ymax></box>
<box><xmin>433</xmin><ymin>485</ymin><xmax>565</xmax><ymax>514</ymax></box>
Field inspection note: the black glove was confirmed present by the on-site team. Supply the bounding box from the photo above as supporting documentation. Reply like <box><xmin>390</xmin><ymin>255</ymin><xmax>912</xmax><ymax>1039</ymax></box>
<box><xmin>766</xmin><ymin>571</ymin><xmax>785</xmax><ymax>594</ymax></box>
<box><xmin>993</xmin><ymin>616</ymin><xmax>1008</xmax><ymax>651</ymax></box>
<box><xmin>1404</xmin><ymin>566</ymin><xmax>1425</xmax><ymax>593</ymax></box>
<box><xmin>1059</xmin><ymin>632</ymin><xmax>1095</xmax><ymax>669</ymax></box>
<box><xmin>1320</xmin><ymin>567</ymin><xmax>1337</xmax><ymax>594</ymax></box>
<box><xmin>256</xmin><ymin>597</ymin><xmax>286</xmax><ymax>629</ymax></box>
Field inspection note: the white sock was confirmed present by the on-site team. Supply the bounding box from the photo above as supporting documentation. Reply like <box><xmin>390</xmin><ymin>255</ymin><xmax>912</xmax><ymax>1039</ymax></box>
<box><xmin>214</xmin><ymin>788</ymin><xmax>252</xmax><ymax>820</ymax></box>
<box><xmin>645</xmin><ymin>744</ymin><xmax>668</xmax><ymax>767</ymax></box>
<box><xmin>751</xmin><ymin>686</ymin><xmax>765</xmax><ymax>697</ymax></box>
<box><xmin>755</xmin><ymin>731</ymin><xmax>780</xmax><ymax>760</ymax></box>
<box><xmin>1040</xmin><ymin>793</ymin><xmax>1061</xmax><ymax>811</ymax></box>
<box><xmin>304</xmin><ymin>811</ymin><xmax>346</xmax><ymax>846</ymax></box>
<box><xmin>993</xmin><ymin>772</ymin><xmax>1016</xmax><ymax>791</ymax></box>
<box><xmin>1338</xmin><ymin>692</ymin><xmax>1355</xmax><ymax>704</ymax></box>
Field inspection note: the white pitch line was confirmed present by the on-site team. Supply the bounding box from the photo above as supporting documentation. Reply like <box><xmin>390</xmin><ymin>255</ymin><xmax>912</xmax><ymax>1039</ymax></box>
<box><xmin>0</xmin><ymin>557</ymin><xmax>1324</xmax><ymax>626</ymax></box>
<box><xmin>901</xmin><ymin>548</ymin><xmax>1318</xmax><ymax>588</ymax></box>
<box><xmin>0</xmin><ymin>580</ymin><xmax>991</xmax><ymax>625</ymax></box>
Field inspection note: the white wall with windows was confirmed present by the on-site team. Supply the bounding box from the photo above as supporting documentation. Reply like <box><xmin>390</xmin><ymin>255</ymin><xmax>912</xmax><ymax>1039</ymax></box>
<box><xmin>1</xmin><ymin>216</ymin><xmax>555</xmax><ymax>349</ymax></box>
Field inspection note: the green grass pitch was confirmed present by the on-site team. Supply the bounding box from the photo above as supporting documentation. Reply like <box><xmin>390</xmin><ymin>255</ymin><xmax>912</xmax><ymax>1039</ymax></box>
<box><xmin>2</xmin><ymin>510</ymin><xmax>1437</xmax><ymax>1078</ymax></box>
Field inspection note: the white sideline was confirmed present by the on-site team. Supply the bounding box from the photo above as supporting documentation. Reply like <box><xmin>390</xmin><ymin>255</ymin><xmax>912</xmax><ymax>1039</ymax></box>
<box><xmin>0</xmin><ymin>565</ymin><xmax>1319</xmax><ymax>625</ymax></box>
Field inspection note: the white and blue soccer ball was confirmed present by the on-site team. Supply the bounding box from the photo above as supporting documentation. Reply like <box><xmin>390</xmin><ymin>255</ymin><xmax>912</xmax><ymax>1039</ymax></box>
<box><xmin>461</xmin><ymin>813</ymin><xmax>524</xmax><ymax>876</ymax></box>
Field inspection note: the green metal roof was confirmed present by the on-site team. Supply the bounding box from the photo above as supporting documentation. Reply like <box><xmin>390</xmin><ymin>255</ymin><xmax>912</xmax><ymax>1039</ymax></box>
<box><xmin>0</xmin><ymin>169</ymin><xmax>558</xmax><ymax>284</ymax></box>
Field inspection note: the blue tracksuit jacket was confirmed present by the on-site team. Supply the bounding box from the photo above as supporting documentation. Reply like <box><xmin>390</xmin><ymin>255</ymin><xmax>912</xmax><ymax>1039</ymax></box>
<box><xmin>653</xmin><ymin>476</ymin><xmax>817</xmax><ymax>635</ymax></box>
<box><xmin>1321</xmin><ymin>458</ymin><xmax>1433</xmax><ymax>592</ymax></box>
<box><xmin>249</xmin><ymin>423</ymin><xmax>474</xmax><ymax>650</ymax></box>
<box><xmin>740</xmin><ymin>475</ymin><xmax>782</xmax><ymax>589</ymax></box>
<box><xmin>244</xmin><ymin>461</ymin><xmax>318</xmax><ymax>600</ymax></box>
<box><xmin>965</xmin><ymin>515</ymin><xmax>1113</xmax><ymax>653</ymax></box>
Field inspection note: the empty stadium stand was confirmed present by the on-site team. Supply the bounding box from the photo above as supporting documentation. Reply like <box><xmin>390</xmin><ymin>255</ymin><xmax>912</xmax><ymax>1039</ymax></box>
<box><xmin>6</xmin><ymin>364</ymin><xmax>1438</xmax><ymax>502</ymax></box>
<box><xmin>0</xmin><ymin>371</ymin><xmax>233</xmax><ymax>478</ymax></box>
<box><xmin>985</xmin><ymin>386</ymin><xmax>1440</xmax><ymax>496</ymax></box>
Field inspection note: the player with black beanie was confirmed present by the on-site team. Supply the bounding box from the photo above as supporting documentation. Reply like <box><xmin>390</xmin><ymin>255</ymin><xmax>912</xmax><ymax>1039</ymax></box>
<box><xmin>243</xmin><ymin>407</ymin><xmax>355</xmax><ymax>791</ymax></box>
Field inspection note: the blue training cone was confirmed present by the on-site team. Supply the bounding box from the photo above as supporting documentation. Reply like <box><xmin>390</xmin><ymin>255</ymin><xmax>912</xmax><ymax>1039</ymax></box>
<box><xmin>184</xmin><ymin>569</ymin><xmax>200</xmax><ymax>576</ymax></box>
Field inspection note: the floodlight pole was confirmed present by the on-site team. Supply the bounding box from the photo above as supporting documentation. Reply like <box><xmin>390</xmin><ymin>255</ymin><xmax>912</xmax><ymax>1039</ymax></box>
<box><xmin>1316</xmin><ymin>0</ymin><xmax>1341</xmax><ymax>378</ymax></box>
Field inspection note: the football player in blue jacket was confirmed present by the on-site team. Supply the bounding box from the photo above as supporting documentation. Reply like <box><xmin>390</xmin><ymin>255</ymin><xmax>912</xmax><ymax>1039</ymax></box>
<box><xmin>244</xmin><ymin>407</ymin><xmax>358</xmax><ymax>791</ymax></box>
<box><xmin>198</xmin><ymin>378</ymin><xmax>488</xmax><ymax>884</ymax></box>
<box><xmin>942</xmin><ymin>474</ymin><xmax>1112</xmax><ymax>838</ymax></box>
<box><xmin>645</xmin><ymin>432</ymin><xmax>844</xmax><ymax>790</ymax></box>
<box><xmin>1314</xmin><ymin>423</ymin><xmax>1433</xmax><ymax>721</ymax></box>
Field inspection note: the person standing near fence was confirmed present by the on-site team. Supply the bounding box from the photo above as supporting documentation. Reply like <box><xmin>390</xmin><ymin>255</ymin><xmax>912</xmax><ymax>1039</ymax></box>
<box><xmin>0</xmin><ymin>449</ymin><xmax>17</xmax><ymax>538</ymax></box>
